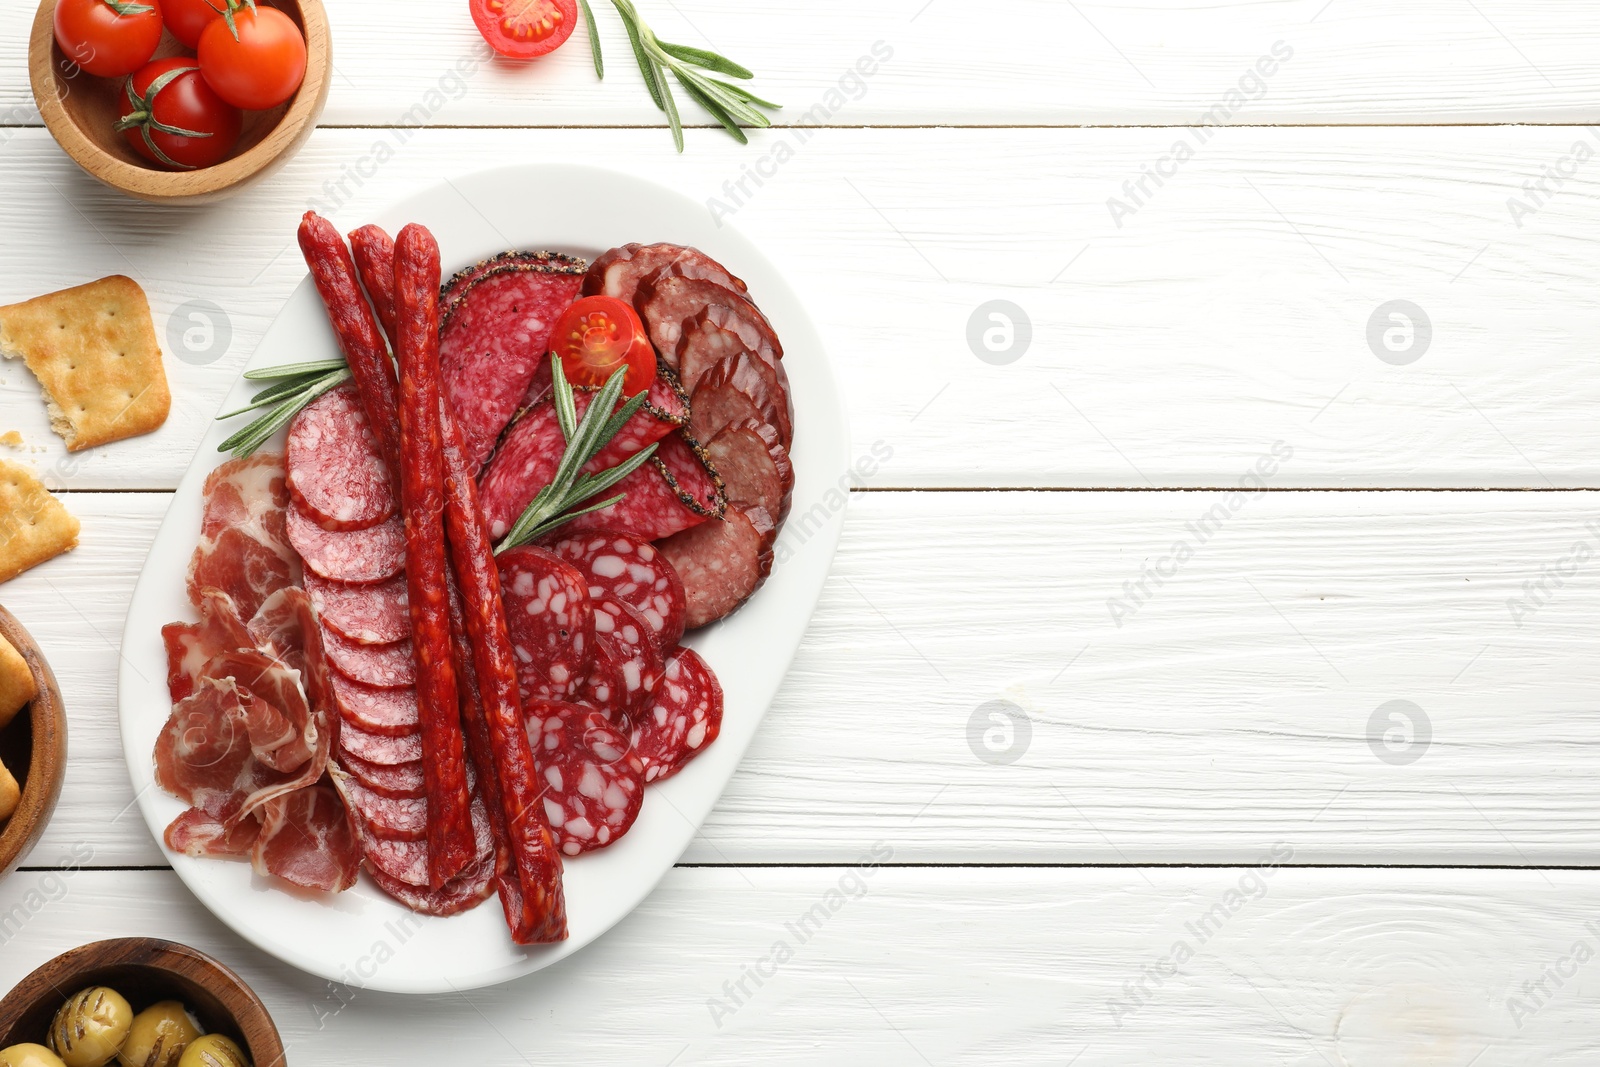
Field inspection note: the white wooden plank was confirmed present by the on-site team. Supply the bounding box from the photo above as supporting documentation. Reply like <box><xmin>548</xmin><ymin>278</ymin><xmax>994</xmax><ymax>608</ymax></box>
<box><xmin>1</xmin><ymin>126</ymin><xmax>1597</xmax><ymax>491</ymax></box>
<box><xmin>2</xmin><ymin>866</ymin><xmax>1599</xmax><ymax>1064</ymax></box>
<box><xmin>5</xmin><ymin>1</ymin><xmax>1600</xmax><ymax>126</ymax></box>
<box><xmin>10</xmin><ymin>490</ymin><xmax>1600</xmax><ymax>868</ymax></box>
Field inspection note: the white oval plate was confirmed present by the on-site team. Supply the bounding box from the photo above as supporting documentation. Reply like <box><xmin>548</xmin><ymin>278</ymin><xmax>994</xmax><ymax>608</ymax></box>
<box><xmin>119</xmin><ymin>164</ymin><xmax>849</xmax><ymax>993</ymax></box>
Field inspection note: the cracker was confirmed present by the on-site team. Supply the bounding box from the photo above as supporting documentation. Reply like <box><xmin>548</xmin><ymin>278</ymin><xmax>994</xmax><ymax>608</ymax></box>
<box><xmin>0</xmin><ymin>757</ymin><xmax>17</xmax><ymax>822</ymax></box>
<box><xmin>0</xmin><ymin>459</ymin><xmax>79</xmax><ymax>584</ymax></box>
<box><xmin>0</xmin><ymin>631</ymin><xmax>35</xmax><ymax>732</ymax></box>
<box><xmin>0</xmin><ymin>276</ymin><xmax>171</xmax><ymax>451</ymax></box>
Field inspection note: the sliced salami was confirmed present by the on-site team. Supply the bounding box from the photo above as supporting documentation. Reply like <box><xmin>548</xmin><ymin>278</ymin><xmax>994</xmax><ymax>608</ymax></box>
<box><xmin>358</xmin><ymin>828</ymin><xmax>430</xmax><ymax>886</ymax></box>
<box><xmin>337</xmin><ymin>767</ymin><xmax>428</xmax><ymax>842</ymax></box>
<box><xmin>324</xmin><ymin>630</ymin><xmax>416</xmax><ymax>689</ymax></box>
<box><xmin>286</xmin><ymin>506</ymin><xmax>406</xmax><ymax>583</ymax></box>
<box><xmin>305</xmin><ymin>572</ymin><xmax>411</xmax><ymax>644</ymax></box>
<box><xmin>658</xmin><ymin>503</ymin><xmax>777</xmax><ymax>630</ymax></box>
<box><xmin>477</xmin><ymin>379</ymin><xmax>689</xmax><ymax>541</ymax></box>
<box><xmin>630</xmin><ymin>647</ymin><xmax>724</xmax><ymax>783</ymax></box>
<box><xmin>331</xmin><ymin>673</ymin><xmax>420</xmax><ymax>737</ymax></box>
<box><xmin>526</xmin><ymin>701</ymin><xmax>645</xmax><ymax>856</ymax></box>
<box><xmin>441</xmin><ymin>251</ymin><xmax>585</xmax><ymax>318</ymax></box>
<box><xmin>339</xmin><ymin>720</ymin><xmax>423</xmax><ymax>765</ymax></box>
<box><xmin>498</xmin><ymin>545</ymin><xmax>594</xmax><ymax>702</ymax></box>
<box><xmin>557</xmin><ymin>433</ymin><xmax>726</xmax><ymax>542</ymax></box>
<box><xmin>593</xmin><ymin>598</ymin><xmax>662</xmax><ymax>713</ymax></box>
<box><xmin>286</xmin><ymin>383</ymin><xmax>396</xmax><ymax>531</ymax></box>
<box><xmin>675</xmin><ymin>303</ymin><xmax>783</xmax><ymax>383</ymax></box>
<box><xmin>339</xmin><ymin>751</ymin><xmax>426</xmax><ymax>798</ymax></box>
<box><xmin>707</xmin><ymin>419</ymin><xmax>794</xmax><ymax>525</ymax></box>
<box><xmin>575</xmin><ymin>635</ymin><xmax>627</xmax><ymax>721</ymax></box>
<box><xmin>584</xmin><ymin>243</ymin><xmax>747</xmax><ymax>306</ymax></box>
<box><xmin>439</xmin><ymin>264</ymin><xmax>585</xmax><ymax>471</ymax></box>
<box><xmin>636</xmin><ymin>272</ymin><xmax>777</xmax><ymax>360</ymax></box>
<box><xmin>689</xmin><ymin>348</ymin><xmax>793</xmax><ymax>448</ymax></box>
<box><xmin>370</xmin><ymin>852</ymin><xmax>496</xmax><ymax>917</ymax></box>
<box><xmin>551</xmin><ymin>531</ymin><xmax>688</xmax><ymax>650</ymax></box>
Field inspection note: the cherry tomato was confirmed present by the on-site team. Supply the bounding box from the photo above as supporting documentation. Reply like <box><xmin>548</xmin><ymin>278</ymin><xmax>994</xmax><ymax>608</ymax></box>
<box><xmin>163</xmin><ymin>0</ymin><xmax>224</xmax><ymax>48</ymax></box>
<box><xmin>53</xmin><ymin>0</ymin><xmax>163</xmax><ymax>78</ymax></box>
<box><xmin>197</xmin><ymin>5</ymin><xmax>307</xmax><ymax>111</ymax></box>
<box><xmin>117</xmin><ymin>58</ymin><xmax>243</xmax><ymax>170</ymax></box>
<box><xmin>550</xmin><ymin>296</ymin><xmax>658</xmax><ymax>395</ymax></box>
<box><xmin>469</xmin><ymin>0</ymin><xmax>578</xmax><ymax>60</ymax></box>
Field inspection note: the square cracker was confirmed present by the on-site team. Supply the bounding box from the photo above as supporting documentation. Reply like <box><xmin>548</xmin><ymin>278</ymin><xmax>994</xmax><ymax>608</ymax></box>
<box><xmin>0</xmin><ymin>275</ymin><xmax>171</xmax><ymax>451</ymax></box>
<box><xmin>0</xmin><ymin>459</ymin><xmax>79</xmax><ymax>585</ymax></box>
<box><xmin>0</xmin><ymin>631</ymin><xmax>35</xmax><ymax>732</ymax></box>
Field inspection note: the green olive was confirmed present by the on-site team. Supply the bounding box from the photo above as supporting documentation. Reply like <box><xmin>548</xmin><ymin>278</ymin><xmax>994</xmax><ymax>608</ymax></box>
<box><xmin>115</xmin><ymin>1003</ymin><xmax>200</xmax><ymax>1067</ymax></box>
<box><xmin>174</xmin><ymin>1037</ymin><xmax>247</xmax><ymax>1067</ymax></box>
<box><xmin>0</xmin><ymin>1044</ymin><xmax>68</xmax><ymax>1067</ymax></box>
<box><xmin>47</xmin><ymin>987</ymin><xmax>133</xmax><ymax>1067</ymax></box>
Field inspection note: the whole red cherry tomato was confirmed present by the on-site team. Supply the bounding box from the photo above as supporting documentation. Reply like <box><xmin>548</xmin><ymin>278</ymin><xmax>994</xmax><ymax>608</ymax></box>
<box><xmin>197</xmin><ymin>5</ymin><xmax>307</xmax><ymax>111</ymax></box>
<box><xmin>549</xmin><ymin>296</ymin><xmax>657</xmax><ymax>395</ymax></box>
<box><xmin>117</xmin><ymin>58</ymin><xmax>243</xmax><ymax>170</ymax></box>
<box><xmin>53</xmin><ymin>0</ymin><xmax>163</xmax><ymax>78</ymax></box>
<box><xmin>469</xmin><ymin>0</ymin><xmax>578</xmax><ymax>60</ymax></box>
<box><xmin>163</xmin><ymin>0</ymin><xmax>225</xmax><ymax>49</ymax></box>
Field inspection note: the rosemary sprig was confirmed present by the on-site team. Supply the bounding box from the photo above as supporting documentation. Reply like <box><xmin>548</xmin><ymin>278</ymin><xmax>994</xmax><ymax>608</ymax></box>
<box><xmin>589</xmin><ymin>0</ymin><xmax>780</xmax><ymax>152</ymax></box>
<box><xmin>496</xmin><ymin>357</ymin><xmax>658</xmax><ymax>551</ymax></box>
<box><xmin>216</xmin><ymin>364</ymin><xmax>350</xmax><ymax>458</ymax></box>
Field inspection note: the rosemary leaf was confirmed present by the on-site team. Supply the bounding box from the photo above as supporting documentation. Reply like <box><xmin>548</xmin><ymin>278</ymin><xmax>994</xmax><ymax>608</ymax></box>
<box><xmin>657</xmin><ymin>41</ymin><xmax>753</xmax><ymax>79</ymax></box>
<box><xmin>579</xmin><ymin>0</ymin><xmax>604</xmax><ymax>78</ymax></box>
<box><xmin>518</xmin><ymin>493</ymin><xmax>628</xmax><ymax>544</ymax></box>
<box><xmin>566</xmin><ymin>441</ymin><xmax>658</xmax><ymax>501</ymax></box>
<box><xmin>617</xmin><ymin>3</ymin><xmax>667</xmax><ymax>111</ymax></box>
<box><xmin>552</xmin><ymin>357</ymin><xmax>579</xmax><ymax>441</ymax></box>
<box><xmin>244</xmin><ymin>358</ymin><xmax>347</xmax><ymax>380</ymax></box>
<box><xmin>678</xmin><ymin>77</ymin><xmax>749</xmax><ymax>143</ymax></box>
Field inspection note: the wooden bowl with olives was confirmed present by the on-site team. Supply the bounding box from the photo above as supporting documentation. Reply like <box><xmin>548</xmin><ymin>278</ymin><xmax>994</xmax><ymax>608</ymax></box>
<box><xmin>0</xmin><ymin>606</ymin><xmax>67</xmax><ymax>882</ymax></box>
<box><xmin>0</xmin><ymin>938</ymin><xmax>283</xmax><ymax>1067</ymax></box>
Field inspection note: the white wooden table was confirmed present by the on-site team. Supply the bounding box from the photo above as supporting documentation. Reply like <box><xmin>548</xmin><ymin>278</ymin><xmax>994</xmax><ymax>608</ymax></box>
<box><xmin>3</xmin><ymin>1</ymin><xmax>1600</xmax><ymax>1061</ymax></box>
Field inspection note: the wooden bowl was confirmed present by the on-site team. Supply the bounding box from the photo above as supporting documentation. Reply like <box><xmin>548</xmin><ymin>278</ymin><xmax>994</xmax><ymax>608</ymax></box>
<box><xmin>27</xmin><ymin>0</ymin><xmax>332</xmax><ymax>205</ymax></box>
<box><xmin>0</xmin><ymin>606</ymin><xmax>66</xmax><ymax>882</ymax></box>
<box><xmin>0</xmin><ymin>938</ymin><xmax>285</xmax><ymax>1065</ymax></box>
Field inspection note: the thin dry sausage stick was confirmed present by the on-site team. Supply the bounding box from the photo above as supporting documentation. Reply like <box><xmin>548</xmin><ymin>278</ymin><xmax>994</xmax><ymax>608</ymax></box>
<box><xmin>296</xmin><ymin>213</ymin><xmax>403</xmax><ymax>474</ymax></box>
<box><xmin>393</xmin><ymin>223</ymin><xmax>477</xmax><ymax>888</ymax></box>
<box><xmin>349</xmin><ymin>224</ymin><xmax>399</xmax><ymax>345</ymax></box>
<box><xmin>356</xmin><ymin>226</ymin><xmax>567</xmax><ymax>941</ymax></box>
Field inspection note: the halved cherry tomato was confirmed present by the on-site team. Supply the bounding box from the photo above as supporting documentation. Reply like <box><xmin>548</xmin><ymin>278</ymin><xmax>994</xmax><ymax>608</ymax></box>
<box><xmin>163</xmin><ymin>0</ymin><xmax>225</xmax><ymax>49</ymax></box>
<box><xmin>117</xmin><ymin>58</ymin><xmax>242</xmax><ymax>170</ymax></box>
<box><xmin>550</xmin><ymin>296</ymin><xmax>657</xmax><ymax>395</ymax></box>
<box><xmin>469</xmin><ymin>0</ymin><xmax>578</xmax><ymax>60</ymax></box>
<box><xmin>54</xmin><ymin>0</ymin><xmax>163</xmax><ymax>78</ymax></box>
<box><xmin>197</xmin><ymin>5</ymin><xmax>307</xmax><ymax>111</ymax></box>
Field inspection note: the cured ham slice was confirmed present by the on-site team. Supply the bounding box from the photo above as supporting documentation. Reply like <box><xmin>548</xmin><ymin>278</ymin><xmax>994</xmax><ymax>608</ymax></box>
<box><xmin>250</xmin><ymin>783</ymin><xmax>360</xmax><ymax>892</ymax></box>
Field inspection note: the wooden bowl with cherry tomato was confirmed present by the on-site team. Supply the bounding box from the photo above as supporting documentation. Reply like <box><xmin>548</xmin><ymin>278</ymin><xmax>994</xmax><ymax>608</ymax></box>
<box><xmin>27</xmin><ymin>0</ymin><xmax>331</xmax><ymax>205</ymax></box>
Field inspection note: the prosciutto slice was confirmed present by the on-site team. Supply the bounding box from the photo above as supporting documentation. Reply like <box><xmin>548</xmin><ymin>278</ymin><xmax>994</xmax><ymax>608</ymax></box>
<box><xmin>187</xmin><ymin>453</ymin><xmax>297</xmax><ymax>619</ymax></box>
<box><xmin>250</xmin><ymin>783</ymin><xmax>360</xmax><ymax>892</ymax></box>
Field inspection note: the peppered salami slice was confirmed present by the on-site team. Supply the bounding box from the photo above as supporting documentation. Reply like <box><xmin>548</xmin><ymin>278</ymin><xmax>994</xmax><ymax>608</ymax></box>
<box><xmin>658</xmin><ymin>503</ymin><xmax>777</xmax><ymax>630</ymax></box>
<box><xmin>305</xmin><ymin>572</ymin><xmax>411</xmax><ymax>644</ymax></box>
<box><xmin>339</xmin><ymin>720</ymin><xmax>423</xmax><ymax>765</ymax></box>
<box><xmin>287</xmin><ymin>505</ymin><xmax>406</xmax><ymax>583</ymax></box>
<box><xmin>441</xmin><ymin>251</ymin><xmax>585</xmax><ymax>318</ymax></box>
<box><xmin>631</xmin><ymin>647</ymin><xmax>724</xmax><ymax>783</ymax></box>
<box><xmin>557</xmin><ymin>433</ymin><xmax>726</xmax><ymax>542</ymax></box>
<box><xmin>498</xmin><ymin>545</ymin><xmax>594</xmax><ymax>702</ymax></box>
<box><xmin>324</xmin><ymin>630</ymin><xmax>416</xmax><ymax>688</ymax></box>
<box><xmin>636</xmin><ymin>272</ymin><xmax>777</xmax><ymax>360</ymax></box>
<box><xmin>708</xmin><ymin>419</ymin><xmax>794</xmax><ymax>525</ymax></box>
<box><xmin>551</xmin><ymin>531</ymin><xmax>688</xmax><ymax>650</ymax></box>
<box><xmin>340</xmin><ymin>751</ymin><xmax>426</xmax><ymax>798</ymax></box>
<box><xmin>526</xmin><ymin>701</ymin><xmax>645</xmax><ymax>856</ymax></box>
<box><xmin>439</xmin><ymin>264</ymin><xmax>585</xmax><ymax>471</ymax></box>
<box><xmin>689</xmin><ymin>348</ymin><xmax>793</xmax><ymax>447</ymax></box>
<box><xmin>331</xmin><ymin>673</ymin><xmax>421</xmax><ymax>737</ymax></box>
<box><xmin>593</xmin><ymin>598</ymin><xmax>663</xmax><ymax>713</ymax></box>
<box><xmin>584</xmin><ymin>243</ymin><xmax>748</xmax><ymax>306</ymax></box>
<box><xmin>478</xmin><ymin>378</ymin><xmax>689</xmax><ymax>541</ymax></box>
<box><xmin>286</xmin><ymin>383</ymin><xmax>396</xmax><ymax>531</ymax></box>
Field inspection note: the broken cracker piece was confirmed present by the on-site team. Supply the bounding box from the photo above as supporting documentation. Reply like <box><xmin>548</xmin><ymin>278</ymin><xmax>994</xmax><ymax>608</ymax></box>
<box><xmin>0</xmin><ymin>276</ymin><xmax>171</xmax><ymax>451</ymax></box>
<box><xmin>0</xmin><ymin>458</ymin><xmax>79</xmax><ymax>584</ymax></box>
<box><xmin>0</xmin><ymin>631</ymin><xmax>35</xmax><ymax>731</ymax></box>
